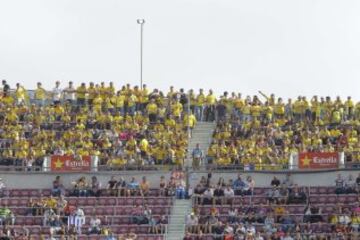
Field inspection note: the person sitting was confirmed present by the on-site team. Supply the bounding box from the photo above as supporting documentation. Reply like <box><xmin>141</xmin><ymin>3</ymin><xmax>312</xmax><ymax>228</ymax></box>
<box><xmin>176</xmin><ymin>179</ymin><xmax>186</xmax><ymax>199</ymax></box>
<box><xmin>43</xmin><ymin>208</ymin><xmax>57</xmax><ymax>227</ymax></box>
<box><xmin>0</xmin><ymin>205</ymin><xmax>14</xmax><ymax>225</ymax></box>
<box><xmin>140</xmin><ymin>176</ymin><xmax>150</xmax><ymax>197</ymax></box>
<box><xmin>304</xmin><ymin>204</ymin><xmax>323</xmax><ymax>223</ymax></box>
<box><xmin>201</xmin><ymin>186</ymin><xmax>214</xmax><ymax>205</ymax></box>
<box><xmin>148</xmin><ymin>215</ymin><xmax>160</xmax><ymax>234</ymax></box>
<box><xmin>223</xmin><ymin>185</ymin><xmax>234</xmax><ymax>206</ymax></box>
<box><xmin>68</xmin><ymin>205</ymin><xmax>85</xmax><ymax>234</ymax></box>
<box><xmin>49</xmin><ymin>215</ymin><xmax>62</xmax><ymax>235</ymax></box>
<box><xmin>287</xmin><ymin>185</ymin><xmax>307</xmax><ymax>204</ymax></box>
<box><xmin>131</xmin><ymin>204</ymin><xmax>145</xmax><ymax>225</ymax></box>
<box><xmin>166</xmin><ymin>177</ymin><xmax>177</xmax><ymax>197</ymax></box>
<box><xmin>228</xmin><ymin>207</ymin><xmax>238</xmax><ymax>224</ymax></box>
<box><xmin>335</xmin><ymin>174</ymin><xmax>346</xmax><ymax>194</ymax></box>
<box><xmin>159</xmin><ymin>176</ymin><xmax>167</xmax><ymax>196</ymax></box>
<box><xmin>186</xmin><ymin>212</ymin><xmax>199</xmax><ymax>234</ymax></box>
<box><xmin>116</xmin><ymin>177</ymin><xmax>127</xmax><ymax>197</ymax></box>
<box><xmin>232</xmin><ymin>174</ymin><xmax>246</xmax><ymax>195</ymax></box>
<box><xmin>72</xmin><ymin>176</ymin><xmax>89</xmax><ymax>197</ymax></box>
<box><xmin>107</xmin><ymin>176</ymin><xmax>118</xmax><ymax>196</ymax></box>
<box><xmin>143</xmin><ymin>204</ymin><xmax>152</xmax><ymax>224</ymax></box>
<box><xmin>243</xmin><ymin>176</ymin><xmax>255</xmax><ymax>195</ymax></box>
<box><xmin>88</xmin><ymin>215</ymin><xmax>101</xmax><ymax>234</ymax></box>
<box><xmin>158</xmin><ymin>215</ymin><xmax>168</xmax><ymax>234</ymax></box>
<box><xmin>89</xmin><ymin>176</ymin><xmax>101</xmax><ymax>197</ymax></box>
<box><xmin>270</xmin><ymin>176</ymin><xmax>281</xmax><ymax>187</ymax></box>
<box><xmin>213</xmin><ymin>185</ymin><xmax>224</xmax><ymax>205</ymax></box>
<box><xmin>51</xmin><ymin>176</ymin><xmax>64</xmax><ymax>197</ymax></box>
<box><xmin>279</xmin><ymin>210</ymin><xmax>295</xmax><ymax>232</ymax></box>
<box><xmin>126</xmin><ymin>177</ymin><xmax>140</xmax><ymax>196</ymax></box>
<box><xmin>56</xmin><ymin>195</ymin><xmax>67</xmax><ymax>216</ymax></box>
<box><xmin>345</xmin><ymin>174</ymin><xmax>357</xmax><ymax>194</ymax></box>
<box><xmin>264</xmin><ymin>213</ymin><xmax>276</xmax><ymax>235</ymax></box>
<box><xmin>266</xmin><ymin>186</ymin><xmax>281</xmax><ymax>204</ymax></box>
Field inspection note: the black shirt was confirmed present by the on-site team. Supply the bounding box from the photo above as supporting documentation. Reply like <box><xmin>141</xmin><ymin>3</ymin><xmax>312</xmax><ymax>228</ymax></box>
<box><xmin>108</xmin><ymin>180</ymin><xmax>117</xmax><ymax>189</ymax></box>
<box><xmin>271</xmin><ymin>179</ymin><xmax>280</xmax><ymax>187</ymax></box>
<box><xmin>214</xmin><ymin>188</ymin><xmax>224</xmax><ymax>197</ymax></box>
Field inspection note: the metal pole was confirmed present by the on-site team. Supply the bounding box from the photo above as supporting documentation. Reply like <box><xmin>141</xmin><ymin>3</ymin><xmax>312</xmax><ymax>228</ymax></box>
<box><xmin>140</xmin><ymin>22</ymin><xmax>143</xmax><ymax>90</ymax></box>
<box><xmin>187</xmin><ymin>92</ymin><xmax>191</xmax><ymax>139</ymax></box>
<box><xmin>137</xmin><ymin>19</ymin><xmax>145</xmax><ymax>90</ymax></box>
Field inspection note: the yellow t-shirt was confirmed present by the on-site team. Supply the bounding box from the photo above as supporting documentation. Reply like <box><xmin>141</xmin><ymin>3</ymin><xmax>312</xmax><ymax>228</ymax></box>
<box><xmin>34</xmin><ymin>87</ymin><xmax>46</xmax><ymax>100</ymax></box>
<box><xmin>146</xmin><ymin>103</ymin><xmax>158</xmax><ymax>114</ymax></box>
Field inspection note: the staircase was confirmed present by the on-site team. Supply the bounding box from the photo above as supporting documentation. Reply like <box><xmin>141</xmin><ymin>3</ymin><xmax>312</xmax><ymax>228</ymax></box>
<box><xmin>166</xmin><ymin>199</ymin><xmax>192</xmax><ymax>240</ymax></box>
<box><xmin>186</xmin><ymin>121</ymin><xmax>216</xmax><ymax>168</ymax></box>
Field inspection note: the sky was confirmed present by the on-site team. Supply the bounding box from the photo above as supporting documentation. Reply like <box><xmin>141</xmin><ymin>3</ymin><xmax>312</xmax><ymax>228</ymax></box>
<box><xmin>0</xmin><ymin>0</ymin><xmax>360</xmax><ymax>99</ymax></box>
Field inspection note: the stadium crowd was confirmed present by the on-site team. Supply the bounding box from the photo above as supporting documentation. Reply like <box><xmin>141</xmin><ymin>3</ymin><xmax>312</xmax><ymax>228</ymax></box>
<box><xmin>0</xmin><ymin>81</ymin><xmax>196</xmax><ymax>170</ymax></box>
<box><xmin>0</xmin><ymin>174</ymin><xmax>178</xmax><ymax>239</ymax></box>
<box><xmin>206</xmin><ymin>91</ymin><xmax>360</xmax><ymax>169</ymax></box>
<box><xmin>1</xmin><ymin>80</ymin><xmax>359</xmax><ymax>170</ymax></box>
<box><xmin>185</xmin><ymin>173</ymin><xmax>360</xmax><ymax>240</ymax></box>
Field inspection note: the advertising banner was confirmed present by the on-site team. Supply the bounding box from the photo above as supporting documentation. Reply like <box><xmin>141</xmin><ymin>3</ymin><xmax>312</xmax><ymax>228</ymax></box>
<box><xmin>50</xmin><ymin>155</ymin><xmax>91</xmax><ymax>172</ymax></box>
<box><xmin>298</xmin><ymin>152</ymin><xmax>339</xmax><ymax>169</ymax></box>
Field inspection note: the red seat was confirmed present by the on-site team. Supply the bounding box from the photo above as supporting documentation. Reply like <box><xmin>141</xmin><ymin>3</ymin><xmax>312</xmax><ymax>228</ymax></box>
<box><xmin>134</xmin><ymin>198</ymin><xmax>144</xmax><ymax>205</ymax></box>
<box><xmin>10</xmin><ymin>198</ymin><xmax>19</xmax><ymax>206</ymax></box>
<box><xmin>41</xmin><ymin>189</ymin><xmax>51</xmax><ymax>196</ymax></box>
<box><xmin>117</xmin><ymin>198</ymin><xmax>126</xmax><ymax>205</ymax></box>
<box><xmin>30</xmin><ymin>190</ymin><xmax>40</xmax><ymax>197</ymax></box>
<box><xmin>105</xmin><ymin>197</ymin><xmax>117</xmax><ymax>205</ymax></box>
<box><xmin>86</xmin><ymin>198</ymin><xmax>97</xmax><ymax>206</ymax></box>
<box><xmin>125</xmin><ymin>198</ymin><xmax>134</xmax><ymax>205</ymax></box>
<box><xmin>77</xmin><ymin>198</ymin><xmax>87</xmax><ymax>205</ymax></box>
<box><xmin>104</xmin><ymin>207</ymin><xmax>114</xmax><ymax>215</ymax></box>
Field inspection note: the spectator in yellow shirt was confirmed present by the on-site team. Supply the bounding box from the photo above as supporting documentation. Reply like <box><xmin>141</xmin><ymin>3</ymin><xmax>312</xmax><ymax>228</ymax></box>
<box><xmin>205</xmin><ymin>89</ymin><xmax>216</xmax><ymax>121</ymax></box>
<box><xmin>146</xmin><ymin>99</ymin><xmax>158</xmax><ymax>123</ymax></box>
<box><xmin>34</xmin><ymin>82</ymin><xmax>47</xmax><ymax>107</ymax></box>
<box><xmin>183</xmin><ymin>112</ymin><xmax>197</xmax><ymax>136</ymax></box>
<box><xmin>87</xmin><ymin>82</ymin><xmax>96</xmax><ymax>106</ymax></box>
<box><xmin>76</xmin><ymin>83</ymin><xmax>87</xmax><ymax>107</ymax></box>
<box><xmin>15</xmin><ymin>83</ymin><xmax>28</xmax><ymax>105</ymax></box>
<box><xmin>194</xmin><ymin>89</ymin><xmax>205</xmax><ymax>121</ymax></box>
<box><xmin>171</xmin><ymin>100</ymin><xmax>183</xmax><ymax>120</ymax></box>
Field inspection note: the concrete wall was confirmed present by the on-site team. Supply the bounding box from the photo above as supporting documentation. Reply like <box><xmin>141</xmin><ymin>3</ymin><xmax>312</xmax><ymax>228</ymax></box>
<box><xmin>189</xmin><ymin>169</ymin><xmax>360</xmax><ymax>187</ymax></box>
<box><xmin>0</xmin><ymin>171</ymin><xmax>171</xmax><ymax>189</ymax></box>
<box><xmin>0</xmin><ymin>169</ymin><xmax>359</xmax><ymax>189</ymax></box>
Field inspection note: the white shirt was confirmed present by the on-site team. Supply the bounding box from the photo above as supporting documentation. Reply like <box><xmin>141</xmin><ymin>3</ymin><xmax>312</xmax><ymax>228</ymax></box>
<box><xmin>246</xmin><ymin>225</ymin><xmax>256</xmax><ymax>235</ymax></box>
<box><xmin>224</xmin><ymin>188</ymin><xmax>234</xmax><ymax>197</ymax></box>
<box><xmin>0</xmin><ymin>181</ymin><xmax>5</xmax><ymax>190</ymax></box>
<box><xmin>338</xmin><ymin>215</ymin><xmax>351</xmax><ymax>225</ymax></box>
<box><xmin>52</xmin><ymin>87</ymin><xmax>62</xmax><ymax>101</ymax></box>
<box><xmin>186</xmin><ymin>215</ymin><xmax>198</xmax><ymax>225</ymax></box>
<box><xmin>203</xmin><ymin>189</ymin><xmax>214</xmax><ymax>197</ymax></box>
<box><xmin>90</xmin><ymin>218</ymin><xmax>101</xmax><ymax>227</ymax></box>
<box><xmin>224</xmin><ymin>225</ymin><xmax>234</xmax><ymax>234</ymax></box>
<box><xmin>76</xmin><ymin>208</ymin><xmax>84</xmax><ymax>217</ymax></box>
<box><xmin>63</xmin><ymin>87</ymin><xmax>75</xmax><ymax>100</ymax></box>
<box><xmin>282</xmin><ymin>236</ymin><xmax>294</xmax><ymax>240</ymax></box>
<box><xmin>228</xmin><ymin>209</ymin><xmax>237</xmax><ymax>216</ymax></box>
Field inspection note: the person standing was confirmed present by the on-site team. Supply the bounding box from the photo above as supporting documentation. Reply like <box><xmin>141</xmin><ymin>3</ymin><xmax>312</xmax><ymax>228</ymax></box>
<box><xmin>192</xmin><ymin>144</ymin><xmax>203</xmax><ymax>170</ymax></box>
<box><xmin>52</xmin><ymin>81</ymin><xmax>62</xmax><ymax>104</ymax></box>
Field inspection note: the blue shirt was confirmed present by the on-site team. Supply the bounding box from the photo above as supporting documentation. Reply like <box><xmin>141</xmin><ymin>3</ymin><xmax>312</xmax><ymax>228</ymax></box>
<box><xmin>233</xmin><ymin>178</ymin><xmax>245</xmax><ymax>190</ymax></box>
<box><xmin>128</xmin><ymin>181</ymin><xmax>139</xmax><ymax>189</ymax></box>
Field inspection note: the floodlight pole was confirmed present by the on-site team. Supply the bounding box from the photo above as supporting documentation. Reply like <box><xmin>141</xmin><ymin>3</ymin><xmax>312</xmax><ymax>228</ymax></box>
<box><xmin>137</xmin><ymin>19</ymin><xmax>145</xmax><ymax>90</ymax></box>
